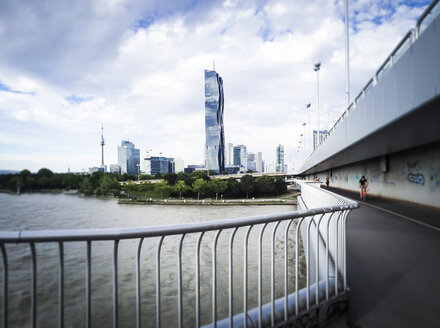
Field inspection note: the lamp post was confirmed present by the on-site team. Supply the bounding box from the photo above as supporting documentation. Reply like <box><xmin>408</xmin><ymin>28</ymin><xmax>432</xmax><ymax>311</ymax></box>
<box><xmin>306</xmin><ymin>103</ymin><xmax>311</xmax><ymax>153</ymax></box>
<box><xmin>302</xmin><ymin>123</ymin><xmax>306</xmax><ymax>155</ymax></box>
<box><xmin>136</xmin><ymin>163</ymin><xmax>140</xmax><ymax>182</ymax></box>
<box><xmin>314</xmin><ymin>62</ymin><xmax>321</xmax><ymax>146</ymax></box>
<box><xmin>344</xmin><ymin>0</ymin><xmax>350</xmax><ymax>112</ymax></box>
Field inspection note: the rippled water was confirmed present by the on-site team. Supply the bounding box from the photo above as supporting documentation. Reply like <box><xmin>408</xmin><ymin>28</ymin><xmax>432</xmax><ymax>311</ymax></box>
<box><xmin>0</xmin><ymin>193</ymin><xmax>305</xmax><ymax>327</ymax></box>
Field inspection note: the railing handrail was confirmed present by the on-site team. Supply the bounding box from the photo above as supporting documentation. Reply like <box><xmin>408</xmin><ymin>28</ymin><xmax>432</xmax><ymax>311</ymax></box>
<box><xmin>0</xmin><ymin>203</ymin><xmax>357</xmax><ymax>243</ymax></box>
<box><xmin>296</xmin><ymin>179</ymin><xmax>359</xmax><ymax>206</ymax></box>
<box><xmin>417</xmin><ymin>0</ymin><xmax>440</xmax><ymax>31</ymax></box>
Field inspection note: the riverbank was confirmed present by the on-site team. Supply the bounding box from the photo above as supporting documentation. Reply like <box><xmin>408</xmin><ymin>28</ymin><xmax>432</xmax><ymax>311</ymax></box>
<box><xmin>118</xmin><ymin>198</ymin><xmax>297</xmax><ymax>206</ymax></box>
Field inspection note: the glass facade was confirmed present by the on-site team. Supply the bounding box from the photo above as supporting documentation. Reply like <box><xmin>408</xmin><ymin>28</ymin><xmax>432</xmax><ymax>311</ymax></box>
<box><xmin>205</xmin><ymin>70</ymin><xmax>225</xmax><ymax>174</ymax></box>
<box><xmin>118</xmin><ymin>140</ymin><xmax>140</xmax><ymax>175</ymax></box>
<box><xmin>233</xmin><ymin>145</ymin><xmax>247</xmax><ymax>172</ymax></box>
<box><xmin>150</xmin><ymin>157</ymin><xmax>175</xmax><ymax>175</ymax></box>
<box><xmin>276</xmin><ymin>144</ymin><xmax>284</xmax><ymax>173</ymax></box>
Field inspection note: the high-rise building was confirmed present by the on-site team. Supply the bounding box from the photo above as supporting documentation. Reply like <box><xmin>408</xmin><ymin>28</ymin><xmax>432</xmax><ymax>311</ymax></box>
<box><xmin>276</xmin><ymin>144</ymin><xmax>284</xmax><ymax>173</ymax></box>
<box><xmin>256</xmin><ymin>152</ymin><xmax>263</xmax><ymax>173</ymax></box>
<box><xmin>225</xmin><ymin>142</ymin><xmax>233</xmax><ymax>165</ymax></box>
<box><xmin>174</xmin><ymin>157</ymin><xmax>184</xmax><ymax>173</ymax></box>
<box><xmin>205</xmin><ymin>70</ymin><xmax>225</xmax><ymax>174</ymax></box>
<box><xmin>118</xmin><ymin>140</ymin><xmax>140</xmax><ymax>175</ymax></box>
<box><xmin>233</xmin><ymin>145</ymin><xmax>247</xmax><ymax>172</ymax></box>
<box><xmin>313</xmin><ymin>130</ymin><xmax>330</xmax><ymax>150</ymax></box>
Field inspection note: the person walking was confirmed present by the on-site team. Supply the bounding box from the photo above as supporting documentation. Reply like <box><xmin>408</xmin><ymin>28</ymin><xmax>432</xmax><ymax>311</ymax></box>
<box><xmin>326</xmin><ymin>176</ymin><xmax>330</xmax><ymax>189</ymax></box>
<box><xmin>359</xmin><ymin>175</ymin><xmax>368</xmax><ymax>200</ymax></box>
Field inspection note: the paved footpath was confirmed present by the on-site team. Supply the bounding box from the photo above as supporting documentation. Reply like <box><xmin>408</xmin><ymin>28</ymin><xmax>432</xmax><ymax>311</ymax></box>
<box><xmin>325</xmin><ymin>187</ymin><xmax>440</xmax><ymax>328</ymax></box>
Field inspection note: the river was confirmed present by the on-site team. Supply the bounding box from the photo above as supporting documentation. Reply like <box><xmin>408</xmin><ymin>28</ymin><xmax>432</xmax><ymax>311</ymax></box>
<box><xmin>0</xmin><ymin>193</ymin><xmax>305</xmax><ymax>327</ymax></box>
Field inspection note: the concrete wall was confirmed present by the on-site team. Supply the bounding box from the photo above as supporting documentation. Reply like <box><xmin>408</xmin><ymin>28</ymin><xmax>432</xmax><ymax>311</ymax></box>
<box><xmin>307</xmin><ymin>142</ymin><xmax>440</xmax><ymax>208</ymax></box>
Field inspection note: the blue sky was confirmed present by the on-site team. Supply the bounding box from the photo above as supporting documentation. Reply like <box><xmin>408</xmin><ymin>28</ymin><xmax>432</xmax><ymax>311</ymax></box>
<box><xmin>0</xmin><ymin>0</ymin><xmax>431</xmax><ymax>172</ymax></box>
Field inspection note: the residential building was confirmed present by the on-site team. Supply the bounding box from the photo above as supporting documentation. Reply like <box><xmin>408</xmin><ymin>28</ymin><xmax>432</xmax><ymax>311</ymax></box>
<box><xmin>313</xmin><ymin>130</ymin><xmax>330</xmax><ymax>151</ymax></box>
<box><xmin>276</xmin><ymin>144</ymin><xmax>285</xmax><ymax>173</ymax></box>
<box><xmin>205</xmin><ymin>69</ymin><xmax>225</xmax><ymax>173</ymax></box>
<box><xmin>118</xmin><ymin>140</ymin><xmax>140</xmax><ymax>175</ymax></box>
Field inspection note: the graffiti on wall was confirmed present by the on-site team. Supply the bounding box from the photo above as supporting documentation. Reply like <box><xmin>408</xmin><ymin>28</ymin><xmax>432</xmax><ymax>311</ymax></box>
<box><xmin>407</xmin><ymin>161</ymin><xmax>425</xmax><ymax>186</ymax></box>
<box><xmin>408</xmin><ymin>173</ymin><xmax>425</xmax><ymax>185</ymax></box>
<box><xmin>431</xmin><ymin>168</ymin><xmax>440</xmax><ymax>191</ymax></box>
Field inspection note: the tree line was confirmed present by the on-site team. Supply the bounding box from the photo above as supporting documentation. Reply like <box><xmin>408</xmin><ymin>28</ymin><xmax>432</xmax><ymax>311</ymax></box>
<box><xmin>0</xmin><ymin>169</ymin><xmax>287</xmax><ymax>199</ymax></box>
<box><xmin>122</xmin><ymin>173</ymin><xmax>287</xmax><ymax>199</ymax></box>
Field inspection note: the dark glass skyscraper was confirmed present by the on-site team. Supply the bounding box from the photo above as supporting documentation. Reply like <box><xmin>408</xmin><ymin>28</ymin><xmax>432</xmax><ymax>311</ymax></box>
<box><xmin>205</xmin><ymin>70</ymin><xmax>225</xmax><ymax>173</ymax></box>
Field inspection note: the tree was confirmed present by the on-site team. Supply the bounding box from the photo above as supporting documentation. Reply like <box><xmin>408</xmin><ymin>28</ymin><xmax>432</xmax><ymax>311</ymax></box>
<box><xmin>192</xmin><ymin>170</ymin><xmax>210</xmax><ymax>181</ymax></box>
<box><xmin>80</xmin><ymin>177</ymin><xmax>94</xmax><ymax>195</ymax></box>
<box><xmin>37</xmin><ymin>168</ymin><xmax>54</xmax><ymax>178</ymax></box>
<box><xmin>176</xmin><ymin>172</ymin><xmax>192</xmax><ymax>186</ymax></box>
<box><xmin>274</xmin><ymin>177</ymin><xmax>287</xmax><ymax>195</ymax></box>
<box><xmin>209</xmin><ymin>179</ymin><xmax>228</xmax><ymax>200</ymax></box>
<box><xmin>256</xmin><ymin>176</ymin><xmax>275</xmax><ymax>196</ymax></box>
<box><xmin>226</xmin><ymin>178</ymin><xmax>241</xmax><ymax>198</ymax></box>
<box><xmin>192</xmin><ymin>178</ymin><xmax>208</xmax><ymax>200</ymax></box>
<box><xmin>100</xmin><ymin>175</ymin><xmax>113</xmax><ymax>195</ymax></box>
<box><xmin>163</xmin><ymin>173</ymin><xmax>178</xmax><ymax>185</ymax></box>
<box><xmin>174</xmin><ymin>180</ymin><xmax>190</xmax><ymax>198</ymax></box>
<box><xmin>154</xmin><ymin>180</ymin><xmax>172</xmax><ymax>199</ymax></box>
<box><xmin>240</xmin><ymin>175</ymin><xmax>255</xmax><ymax>199</ymax></box>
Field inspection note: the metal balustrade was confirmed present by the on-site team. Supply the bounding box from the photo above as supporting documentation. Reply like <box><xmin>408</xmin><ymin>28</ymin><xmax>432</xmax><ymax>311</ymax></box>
<box><xmin>0</xmin><ymin>186</ymin><xmax>358</xmax><ymax>328</ymax></box>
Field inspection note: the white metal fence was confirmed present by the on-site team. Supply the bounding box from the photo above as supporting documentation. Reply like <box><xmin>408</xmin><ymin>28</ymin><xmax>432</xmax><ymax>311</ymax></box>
<box><xmin>0</xmin><ymin>186</ymin><xmax>358</xmax><ymax>328</ymax></box>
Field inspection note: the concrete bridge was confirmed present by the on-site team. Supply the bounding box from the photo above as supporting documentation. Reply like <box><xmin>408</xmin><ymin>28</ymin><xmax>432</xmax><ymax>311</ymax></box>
<box><xmin>297</xmin><ymin>0</ymin><xmax>440</xmax><ymax>209</ymax></box>
<box><xmin>295</xmin><ymin>1</ymin><xmax>440</xmax><ymax>327</ymax></box>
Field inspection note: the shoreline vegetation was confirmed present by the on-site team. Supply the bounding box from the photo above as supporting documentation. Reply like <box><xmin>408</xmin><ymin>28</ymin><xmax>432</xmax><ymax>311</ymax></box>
<box><xmin>0</xmin><ymin>168</ymin><xmax>297</xmax><ymax>205</ymax></box>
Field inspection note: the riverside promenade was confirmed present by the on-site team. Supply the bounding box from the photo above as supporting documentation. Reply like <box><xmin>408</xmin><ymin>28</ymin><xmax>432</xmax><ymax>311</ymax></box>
<box><xmin>326</xmin><ymin>187</ymin><xmax>440</xmax><ymax>328</ymax></box>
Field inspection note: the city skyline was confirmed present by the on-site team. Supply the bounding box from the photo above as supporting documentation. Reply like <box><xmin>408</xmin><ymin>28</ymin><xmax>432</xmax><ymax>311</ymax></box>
<box><xmin>0</xmin><ymin>0</ymin><xmax>431</xmax><ymax>172</ymax></box>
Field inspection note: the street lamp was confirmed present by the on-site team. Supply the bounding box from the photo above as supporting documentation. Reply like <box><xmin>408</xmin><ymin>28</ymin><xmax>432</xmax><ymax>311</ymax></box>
<box><xmin>344</xmin><ymin>0</ymin><xmax>350</xmax><ymax>112</ymax></box>
<box><xmin>306</xmin><ymin>103</ymin><xmax>311</xmax><ymax>153</ymax></box>
<box><xmin>314</xmin><ymin>62</ymin><xmax>321</xmax><ymax>146</ymax></box>
<box><xmin>136</xmin><ymin>163</ymin><xmax>140</xmax><ymax>182</ymax></box>
<box><xmin>302</xmin><ymin>123</ymin><xmax>307</xmax><ymax>155</ymax></box>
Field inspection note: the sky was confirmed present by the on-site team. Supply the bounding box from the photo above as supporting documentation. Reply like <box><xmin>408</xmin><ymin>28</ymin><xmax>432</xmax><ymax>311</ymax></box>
<box><xmin>0</xmin><ymin>0</ymin><xmax>431</xmax><ymax>173</ymax></box>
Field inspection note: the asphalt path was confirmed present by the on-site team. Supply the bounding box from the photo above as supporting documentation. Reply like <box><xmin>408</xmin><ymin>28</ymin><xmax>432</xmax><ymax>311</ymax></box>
<box><xmin>325</xmin><ymin>187</ymin><xmax>440</xmax><ymax>328</ymax></box>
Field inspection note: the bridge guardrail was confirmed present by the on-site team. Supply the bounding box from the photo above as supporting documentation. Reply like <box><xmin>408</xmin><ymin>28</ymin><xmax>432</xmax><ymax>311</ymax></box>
<box><xmin>0</xmin><ymin>186</ymin><xmax>358</xmax><ymax>328</ymax></box>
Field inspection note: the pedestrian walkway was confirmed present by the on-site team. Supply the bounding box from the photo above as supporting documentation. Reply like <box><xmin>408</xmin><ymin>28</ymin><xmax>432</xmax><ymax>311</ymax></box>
<box><xmin>325</xmin><ymin>187</ymin><xmax>440</xmax><ymax>327</ymax></box>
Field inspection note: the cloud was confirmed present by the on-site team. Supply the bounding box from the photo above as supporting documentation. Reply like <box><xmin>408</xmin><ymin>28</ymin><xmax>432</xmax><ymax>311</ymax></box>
<box><xmin>0</xmin><ymin>0</ymin><xmax>431</xmax><ymax>172</ymax></box>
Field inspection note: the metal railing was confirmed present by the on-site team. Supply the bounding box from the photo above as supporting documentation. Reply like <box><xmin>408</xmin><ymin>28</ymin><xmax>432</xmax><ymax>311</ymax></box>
<box><xmin>0</xmin><ymin>186</ymin><xmax>358</xmax><ymax>328</ymax></box>
<box><xmin>312</xmin><ymin>0</ymin><xmax>440</xmax><ymax>153</ymax></box>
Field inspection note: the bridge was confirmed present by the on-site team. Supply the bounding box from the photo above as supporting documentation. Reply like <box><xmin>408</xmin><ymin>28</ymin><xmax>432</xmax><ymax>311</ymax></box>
<box><xmin>294</xmin><ymin>0</ymin><xmax>440</xmax><ymax>326</ymax></box>
<box><xmin>298</xmin><ymin>0</ymin><xmax>440</xmax><ymax>209</ymax></box>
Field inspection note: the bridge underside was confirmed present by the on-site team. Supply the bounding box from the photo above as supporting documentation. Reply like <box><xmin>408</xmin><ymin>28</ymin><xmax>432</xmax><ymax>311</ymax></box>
<box><xmin>301</xmin><ymin>94</ymin><xmax>440</xmax><ymax>175</ymax></box>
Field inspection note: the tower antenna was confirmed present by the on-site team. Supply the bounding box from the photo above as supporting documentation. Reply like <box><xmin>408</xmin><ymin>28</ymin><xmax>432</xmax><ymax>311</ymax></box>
<box><xmin>213</xmin><ymin>59</ymin><xmax>215</xmax><ymax>71</ymax></box>
<box><xmin>100</xmin><ymin>124</ymin><xmax>105</xmax><ymax>168</ymax></box>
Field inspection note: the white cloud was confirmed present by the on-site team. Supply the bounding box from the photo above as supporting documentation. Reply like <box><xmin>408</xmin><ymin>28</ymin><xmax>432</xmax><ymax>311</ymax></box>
<box><xmin>0</xmin><ymin>0</ymin><xmax>430</xmax><ymax>172</ymax></box>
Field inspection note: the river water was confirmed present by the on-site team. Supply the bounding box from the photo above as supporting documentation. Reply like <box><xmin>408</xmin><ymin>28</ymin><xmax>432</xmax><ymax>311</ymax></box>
<box><xmin>0</xmin><ymin>193</ymin><xmax>305</xmax><ymax>327</ymax></box>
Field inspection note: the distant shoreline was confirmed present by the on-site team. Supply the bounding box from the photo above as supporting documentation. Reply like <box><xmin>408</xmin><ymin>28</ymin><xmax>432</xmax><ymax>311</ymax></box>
<box><xmin>118</xmin><ymin>198</ymin><xmax>297</xmax><ymax>206</ymax></box>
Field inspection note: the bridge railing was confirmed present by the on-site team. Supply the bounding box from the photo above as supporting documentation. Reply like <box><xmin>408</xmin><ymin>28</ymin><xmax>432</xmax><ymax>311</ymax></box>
<box><xmin>313</xmin><ymin>0</ymin><xmax>440</xmax><ymax>152</ymax></box>
<box><xmin>0</xmin><ymin>189</ymin><xmax>358</xmax><ymax>328</ymax></box>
